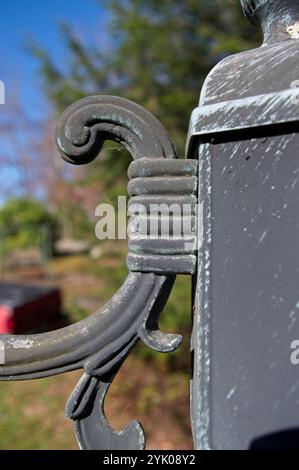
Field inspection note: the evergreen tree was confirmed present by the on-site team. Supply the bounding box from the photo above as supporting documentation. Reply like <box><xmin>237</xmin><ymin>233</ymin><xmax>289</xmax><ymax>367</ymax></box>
<box><xmin>32</xmin><ymin>0</ymin><xmax>259</xmax><ymax>154</ymax></box>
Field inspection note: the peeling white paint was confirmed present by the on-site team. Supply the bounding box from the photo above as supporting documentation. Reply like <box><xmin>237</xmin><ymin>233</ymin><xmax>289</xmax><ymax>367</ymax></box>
<box><xmin>285</xmin><ymin>22</ymin><xmax>299</xmax><ymax>39</ymax></box>
<box><xmin>258</xmin><ymin>229</ymin><xmax>269</xmax><ymax>244</ymax></box>
<box><xmin>226</xmin><ymin>388</ymin><xmax>236</xmax><ymax>401</ymax></box>
<box><xmin>8</xmin><ymin>339</ymin><xmax>34</xmax><ymax>349</ymax></box>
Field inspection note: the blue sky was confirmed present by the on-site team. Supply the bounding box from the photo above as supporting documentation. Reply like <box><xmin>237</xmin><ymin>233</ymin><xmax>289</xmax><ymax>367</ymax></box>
<box><xmin>0</xmin><ymin>0</ymin><xmax>108</xmax><ymax>117</ymax></box>
<box><xmin>0</xmin><ymin>0</ymin><xmax>109</xmax><ymax>202</ymax></box>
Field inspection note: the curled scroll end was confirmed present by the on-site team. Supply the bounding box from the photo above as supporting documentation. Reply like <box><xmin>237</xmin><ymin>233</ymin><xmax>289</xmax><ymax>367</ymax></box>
<box><xmin>56</xmin><ymin>95</ymin><xmax>177</xmax><ymax>166</ymax></box>
<box><xmin>56</xmin><ymin>97</ymin><xmax>106</xmax><ymax>166</ymax></box>
<box><xmin>137</xmin><ymin>274</ymin><xmax>182</xmax><ymax>353</ymax></box>
<box><xmin>66</xmin><ymin>372</ymin><xmax>145</xmax><ymax>450</ymax></box>
<box><xmin>138</xmin><ymin>305</ymin><xmax>182</xmax><ymax>354</ymax></box>
<box><xmin>139</xmin><ymin>325</ymin><xmax>182</xmax><ymax>353</ymax></box>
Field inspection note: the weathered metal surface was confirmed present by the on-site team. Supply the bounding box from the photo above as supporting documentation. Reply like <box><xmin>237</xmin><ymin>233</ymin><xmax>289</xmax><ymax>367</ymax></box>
<box><xmin>186</xmin><ymin>89</ymin><xmax>299</xmax><ymax>155</ymax></box>
<box><xmin>190</xmin><ymin>0</ymin><xmax>299</xmax><ymax>450</ymax></box>
<box><xmin>0</xmin><ymin>95</ymin><xmax>197</xmax><ymax>449</ymax></box>
<box><xmin>2</xmin><ymin>0</ymin><xmax>298</xmax><ymax>452</ymax></box>
<box><xmin>241</xmin><ymin>0</ymin><xmax>299</xmax><ymax>43</ymax></box>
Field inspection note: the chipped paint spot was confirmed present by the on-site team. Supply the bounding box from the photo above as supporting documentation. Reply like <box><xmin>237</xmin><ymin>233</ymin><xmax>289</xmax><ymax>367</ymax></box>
<box><xmin>285</xmin><ymin>22</ymin><xmax>299</xmax><ymax>39</ymax></box>
<box><xmin>226</xmin><ymin>388</ymin><xmax>236</xmax><ymax>401</ymax></box>
<box><xmin>258</xmin><ymin>229</ymin><xmax>269</xmax><ymax>244</ymax></box>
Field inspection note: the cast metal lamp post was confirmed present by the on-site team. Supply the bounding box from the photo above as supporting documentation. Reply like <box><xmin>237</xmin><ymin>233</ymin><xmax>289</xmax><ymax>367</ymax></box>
<box><xmin>1</xmin><ymin>0</ymin><xmax>299</xmax><ymax>450</ymax></box>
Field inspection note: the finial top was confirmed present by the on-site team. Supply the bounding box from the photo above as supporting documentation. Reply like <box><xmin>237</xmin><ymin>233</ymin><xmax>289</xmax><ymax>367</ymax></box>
<box><xmin>241</xmin><ymin>0</ymin><xmax>299</xmax><ymax>44</ymax></box>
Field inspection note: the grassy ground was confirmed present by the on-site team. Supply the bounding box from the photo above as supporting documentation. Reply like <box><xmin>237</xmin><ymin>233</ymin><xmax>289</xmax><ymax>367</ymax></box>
<box><xmin>0</xmin><ymin>243</ymin><xmax>193</xmax><ymax>449</ymax></box>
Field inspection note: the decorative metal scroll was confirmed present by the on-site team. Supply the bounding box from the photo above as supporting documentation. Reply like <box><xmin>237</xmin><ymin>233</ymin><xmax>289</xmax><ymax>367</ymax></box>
<box><xmin>0</xmin><ymin>95</ymin><xmax>197</xmax><ymax>449</ymax></box>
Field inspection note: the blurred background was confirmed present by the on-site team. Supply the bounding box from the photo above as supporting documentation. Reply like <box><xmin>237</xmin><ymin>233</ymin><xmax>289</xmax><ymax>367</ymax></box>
<box><xmin>0</xmin><ymin>0</ymin><xmax>259</xmax><ymax>449</ymax></box>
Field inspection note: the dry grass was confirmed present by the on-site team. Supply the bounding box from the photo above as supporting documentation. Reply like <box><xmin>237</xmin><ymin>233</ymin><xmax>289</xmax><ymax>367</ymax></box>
<box><xmin>0</xmin><ymin>250</ymin><xmax>193</xmax><ymax>450</ymax></box>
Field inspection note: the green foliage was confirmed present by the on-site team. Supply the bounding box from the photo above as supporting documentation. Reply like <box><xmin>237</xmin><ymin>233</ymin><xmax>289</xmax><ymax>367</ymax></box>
<box><xmin>32</xmin><ymin>0</ymin><xmax>260</xmax><ymax>156</ymax></box>
<box><xmin>0</xmin><ymin>198</ymin><xmax>58</xmax><ymax>253</ymax></box>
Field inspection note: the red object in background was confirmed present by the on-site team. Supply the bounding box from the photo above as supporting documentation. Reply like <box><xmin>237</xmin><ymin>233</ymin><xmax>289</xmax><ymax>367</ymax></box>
<box><xmin>0</xmin><ymin>305</ymin><xmax>14</xmax><ymax>334</ymax></box>
<box><xmin>0</xmin><ymin>283</ymin><xmax>63</xmax><ymax>334</ymax></box>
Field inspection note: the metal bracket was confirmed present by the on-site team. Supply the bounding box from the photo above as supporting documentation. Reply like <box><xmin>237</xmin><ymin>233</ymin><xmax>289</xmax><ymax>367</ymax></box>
<box><xmin>127</xmin><ymin>158</ymin><xmax>198</xmax><ymax>274</ymax></box>
<box><xmin>0</xmin><ymin>95</ymin><xmax>198</xmax><ymax>450</ymax></box>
